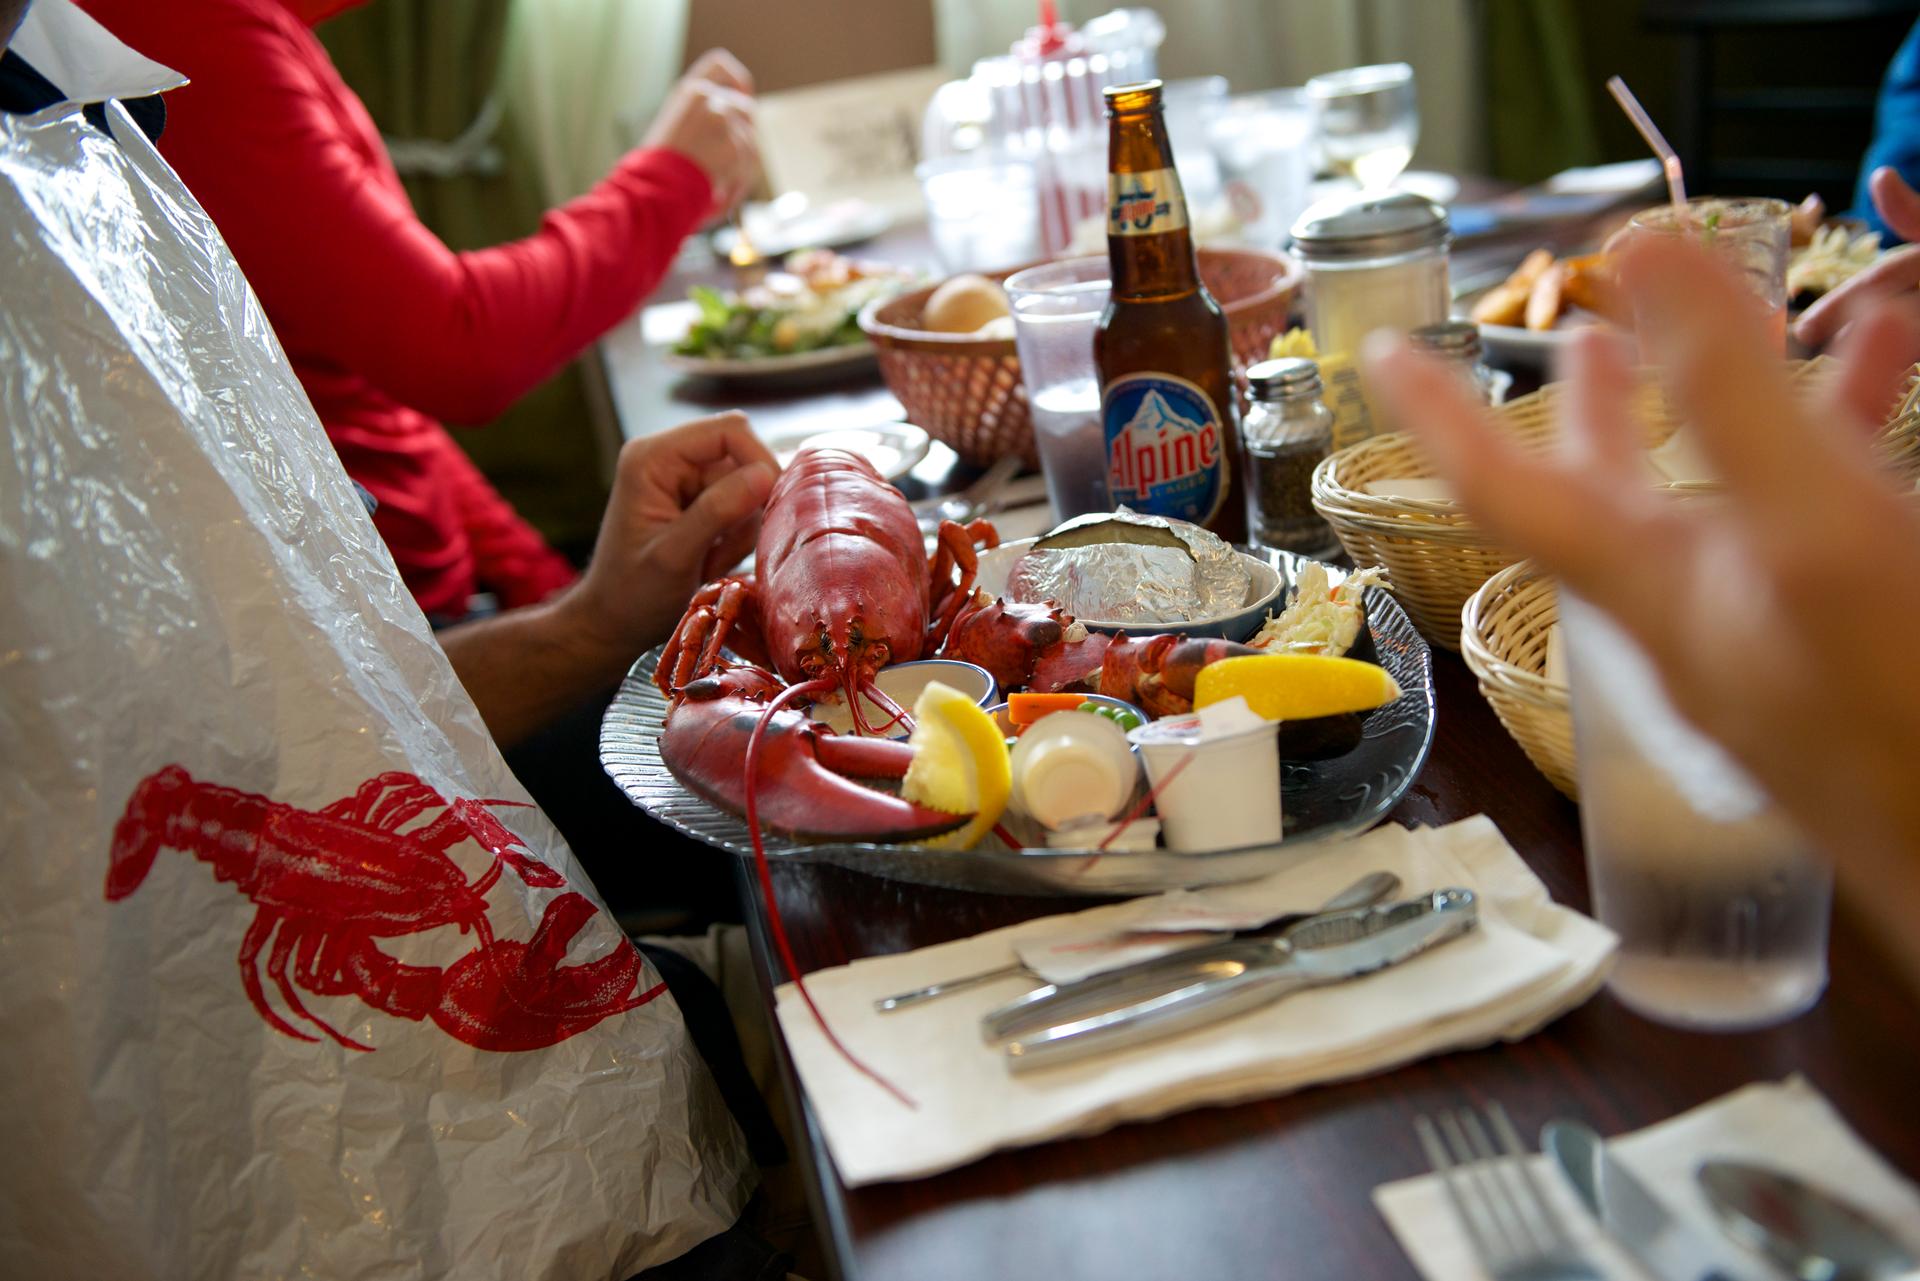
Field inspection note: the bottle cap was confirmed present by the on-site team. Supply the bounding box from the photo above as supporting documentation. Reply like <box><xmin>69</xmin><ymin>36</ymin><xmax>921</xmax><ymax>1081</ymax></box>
<box><xmin>1247</xmin><ymin>357</ymin><xmax>1323</xmax><ymax>400</ymax></box>
<box><xmin>1289</xmin><ymin>190</ymin><xmax>1449</xmax><ymax>261</ymax></box>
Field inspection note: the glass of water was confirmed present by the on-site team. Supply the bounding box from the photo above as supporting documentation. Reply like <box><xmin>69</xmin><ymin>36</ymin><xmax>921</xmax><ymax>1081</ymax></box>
<box><xmin>917</xmin><ymin>152</ymin><xmax>1042</xmax><ymax>274</ymax></box>
<box><xmin>1004</xmin><ymin>256</ymin><xmax>1111</xmax><ymax>522</ymax></box>
<box><xmin>1305</xmin><ymin>63</ymin><xmax>1418</xmax><ymax>190</ymax></box>
<box><xmin>1561</xmin><ymin>593</ymin><xmax>1831</xmax><ymax>1031</ymax></box>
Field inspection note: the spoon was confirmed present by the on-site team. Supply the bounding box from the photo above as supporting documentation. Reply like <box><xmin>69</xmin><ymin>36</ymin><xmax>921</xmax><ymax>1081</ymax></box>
<box><xmin>1697</xmin><ymin>1160</ymin><xmax>1919</xmax><ymax>1281</ymax></box>
<box><xmin>875</xmin><ymin>869</ymin><xmax>1401</xmax><ymax>1013</ymax></box>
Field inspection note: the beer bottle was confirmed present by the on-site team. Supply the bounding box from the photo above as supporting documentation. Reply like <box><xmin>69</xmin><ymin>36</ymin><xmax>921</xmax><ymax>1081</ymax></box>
<box><xmin>1096</xmin><ymin>80</ymin><xmax>1247</xmax><ymax>543</ymax></box>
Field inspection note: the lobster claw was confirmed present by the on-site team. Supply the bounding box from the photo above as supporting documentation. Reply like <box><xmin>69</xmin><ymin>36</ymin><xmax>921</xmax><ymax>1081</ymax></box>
<box><xmin>662</xmin><ymin>666</ymin><xmax>969</xmax><ymax>842</ymax></box>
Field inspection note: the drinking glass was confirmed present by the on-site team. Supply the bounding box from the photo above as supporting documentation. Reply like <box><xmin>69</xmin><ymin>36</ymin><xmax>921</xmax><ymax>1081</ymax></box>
<box><xmin>1305</xmin><ymin>63</ymin><xmax>1418</xmax><ymax>190</ymax></box>
<box><xmin>1627</xmin><ymin>197</ymin><xmax>1791</xmax><ymax>354</ymax></box>
<box><xmin>1005</xmin><ymin>256</ymin><xmax>1111</xmax><ymax>521</ymax></box>
<box><xmin>1209</xmin><ymin>89</ymin><xmax>1315</xmax><ymax>250</ymax></box>
<box><xmin>917</xmin><ymin>153</ymin><xmax>1042</xmax><ymax>273</ymax></box>
<box><xmin>1561</xmin><ymin>593</ymin><xmax>1831</xmax><ymax>1031</ymax></box>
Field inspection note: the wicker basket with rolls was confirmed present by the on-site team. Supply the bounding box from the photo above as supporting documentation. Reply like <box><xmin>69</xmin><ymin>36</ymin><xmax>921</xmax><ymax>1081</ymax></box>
<box><xmin>859</xmin><ymin>248</ymin><xmax>1302</xmax><ymax>468</ymax></box>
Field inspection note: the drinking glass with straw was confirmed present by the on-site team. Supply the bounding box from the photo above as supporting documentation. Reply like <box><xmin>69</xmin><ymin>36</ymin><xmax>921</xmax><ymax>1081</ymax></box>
<box><xmin>1607</xmin><ymin>76</ymin><xmax>1791</xmax><ymax>355</ymax></box>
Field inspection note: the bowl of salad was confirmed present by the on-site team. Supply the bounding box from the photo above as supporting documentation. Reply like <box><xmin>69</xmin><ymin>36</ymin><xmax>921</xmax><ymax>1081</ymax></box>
<box><xmin>667</xmin><ymin>250</ymin><xmax>916</xmax><ymax>379</ymax></box>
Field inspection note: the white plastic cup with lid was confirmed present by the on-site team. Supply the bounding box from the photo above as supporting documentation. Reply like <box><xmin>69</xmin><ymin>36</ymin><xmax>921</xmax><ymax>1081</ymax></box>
<box><xmin>1008</xmin><ymin>709</ymin><xmax>1139</xmax><ymax>830</ymax></box>
<box><xmin>1126</xmin><ymin>701</ymin><xmax>1282</xmax><ymax>852</ymax></box>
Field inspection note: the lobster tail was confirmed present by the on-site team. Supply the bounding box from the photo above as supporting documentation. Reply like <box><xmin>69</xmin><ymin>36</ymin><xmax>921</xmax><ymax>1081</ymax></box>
<box><xmin>106</xmin><ymin>765</ymin><xmax>194</xmax><ymax>900</ymax></box>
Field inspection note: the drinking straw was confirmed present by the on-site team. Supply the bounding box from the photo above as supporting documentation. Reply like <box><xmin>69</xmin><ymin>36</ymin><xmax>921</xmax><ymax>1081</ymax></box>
<box><xmin>1606</xmin><ymin>75</ymin><xmax>1687</xmax><ymax>215</ymax></box>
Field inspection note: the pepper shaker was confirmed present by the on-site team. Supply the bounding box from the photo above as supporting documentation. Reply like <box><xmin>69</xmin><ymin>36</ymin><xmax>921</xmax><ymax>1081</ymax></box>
<box><xmin>1242</xmin><ymin>358</ymin><xmax>1341</xmax><ymax>560</ymax></box>
<box><xmin>1409</xmin><ymin>319</ymin><xmax>1504</xmax><ymax>405</ymax></box>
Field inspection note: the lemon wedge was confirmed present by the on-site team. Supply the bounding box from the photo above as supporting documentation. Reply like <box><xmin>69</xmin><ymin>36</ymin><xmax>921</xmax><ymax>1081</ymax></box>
<box><xmin>899</xmin><ymin>680</ymin><xmax>1011</xmax><ymax>850</ymax></box>
<box><xmin>1194</xmin><ymin>654</ymin><xmax>1402</xmax><ymax>721</ymax></box>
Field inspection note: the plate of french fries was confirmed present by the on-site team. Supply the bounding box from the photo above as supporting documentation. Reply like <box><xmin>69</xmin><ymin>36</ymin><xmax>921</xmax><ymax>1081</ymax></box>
<box><xmin>1460</xmin><ymin>194</ymin><xmax>1888</xmax><ymax>367</ymax></box>
<box><xmin>1457</xmin><ymin>248</ymin><xmax>1626</xmax><ymax>367</ymax></box>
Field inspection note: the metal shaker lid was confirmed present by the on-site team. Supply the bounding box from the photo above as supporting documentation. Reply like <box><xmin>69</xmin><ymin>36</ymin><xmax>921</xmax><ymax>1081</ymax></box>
<box><xmin>1409</xmin><ymin>319</ymin><xmax>1484</xmax><ymax>361</ymax></box>
<box><xmin>1290</xmin><ymin>190</ymin><xmax>1450</xmax><ymax>261</ymax></box>
<box><xmin>1246</xmin><ymin>357</ymin><xmax>1323</xmax><ymax>400</ymax></box>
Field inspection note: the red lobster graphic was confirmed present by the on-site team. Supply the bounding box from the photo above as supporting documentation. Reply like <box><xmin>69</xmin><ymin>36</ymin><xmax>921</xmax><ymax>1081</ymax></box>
<box><xmin>106</xmin><ymin>766</ymin><xmax>663</xmax><ymax>1052</ymax></box>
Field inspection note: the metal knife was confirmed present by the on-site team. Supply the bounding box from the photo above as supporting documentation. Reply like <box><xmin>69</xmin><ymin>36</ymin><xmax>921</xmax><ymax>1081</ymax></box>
<box><xmin>996</xmin><ymin>887</ymin><xmax>1479</xmax><ymax>1071</ymax></box>
<box><xmin>1542</xmin><ymin>1120</ymin><xmax>1747</xmax><ymax>1281</ymax></box>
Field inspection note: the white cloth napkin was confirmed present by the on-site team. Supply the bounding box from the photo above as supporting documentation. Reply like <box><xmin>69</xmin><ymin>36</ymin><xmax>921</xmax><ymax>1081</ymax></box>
<box><xmin>1375</xmin><ymin>1076</ymin><xmax>1920</xmax><ymax>1281</ymax></box>
<box><xmin>774</xmin><ymin>816</ymin><xmax>1618</xmax><ymax>1186</ymax></box>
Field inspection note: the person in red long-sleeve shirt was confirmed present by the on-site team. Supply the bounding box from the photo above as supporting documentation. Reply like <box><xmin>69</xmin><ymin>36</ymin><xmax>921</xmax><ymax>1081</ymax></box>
<box><xmin>80</xmin><ymin>0</ymin><xmax>759</xmax><ymax>620</ymax></box>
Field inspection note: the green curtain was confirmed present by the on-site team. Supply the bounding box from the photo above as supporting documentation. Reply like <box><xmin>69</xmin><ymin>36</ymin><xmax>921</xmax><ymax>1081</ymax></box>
<box><xmin>319</xmin><ymin>1</ymin><xmax>610</xmax><ymax>556</ymax></box>
<box><xmin>1483</xmin><ymin>0</ymin><xmax>1601</xmax><ymax>183</ymax></box>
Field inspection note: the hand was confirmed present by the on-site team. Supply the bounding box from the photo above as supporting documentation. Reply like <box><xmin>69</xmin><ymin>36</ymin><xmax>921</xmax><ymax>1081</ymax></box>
<box><xmin>1364</xmin><ymin>238</ymin><xmax>1920</xmax><ymax>980</ymax></box>
<box><xmin>560</xmin><ymin>411</ymin><xmax>777</xmax><ymax>663</ymax></box>
<box><xmin>643</xmin><ymin>50</ymin><xmax>759</xmax><ymax>214</ymax></box>
<box><xmin>1794</xmin><ymin>166</ymin><xmax>1920</xmax><ymax>349</ymax></box>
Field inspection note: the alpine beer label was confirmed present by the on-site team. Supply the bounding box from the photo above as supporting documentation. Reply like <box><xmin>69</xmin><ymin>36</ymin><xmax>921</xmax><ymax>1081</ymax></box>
<box><xmin>1107</xmin><ymin>167</ymin><xmax>1188</xmax><ymax>237</ymax></box>
<box><xmin>1102</xmin><ymin>372</ymin><xmax>1228</xmax><ymax>524</ymax></box>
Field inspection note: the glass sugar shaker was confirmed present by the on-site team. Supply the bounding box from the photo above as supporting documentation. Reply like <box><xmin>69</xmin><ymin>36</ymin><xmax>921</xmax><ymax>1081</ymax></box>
<box><xmin>1242</xmin><ymin>357</ymin><xmax>1342</xmax><ymax>559</ymax></box>
<box><xmin>1289</xmin><ymin>190</ymin><xmax>1451</xmax><ymax>360</ymax></box>
<box><xmin>1409</xmin><ymin>319</ymin><xmax>1503</xmax><ymax>405</ymax></box>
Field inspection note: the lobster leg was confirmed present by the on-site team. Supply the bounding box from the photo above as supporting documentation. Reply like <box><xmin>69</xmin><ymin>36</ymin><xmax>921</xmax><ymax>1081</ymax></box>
<box><xmin>267</xmin><ymin>919</ymin><xmax>366</xmax><ymax>1051</ymax></box>
<box><xmin>927</xmin><ymin>519</ymin><xmax>998</xmax><ymax>649</ymax></box>
<box><xmin>238</xmin><ymin>912</ymin><xmax>320</xmax><ymax>1045</ymax></box>
<box><xmin>658</xmin><ymin>576</ymin><xmax>767</xmax><ymax>695</ymax></box>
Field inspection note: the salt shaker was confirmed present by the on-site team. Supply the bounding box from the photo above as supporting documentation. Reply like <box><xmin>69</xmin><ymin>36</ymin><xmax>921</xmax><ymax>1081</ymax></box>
<box><xmin>1409</xmin><ymin>319</ymin><xmax>1502</xmax><ymax>405</ymax></box>
<box><xmin>1242</xmin><ymin>358</ymin><xmax>1341</xmax><ymax>559</ymax></box>
<box><xmin>1289</xmin><ymin>191</ymin><xmax>1451</xmax><ymax>359</ymax></box>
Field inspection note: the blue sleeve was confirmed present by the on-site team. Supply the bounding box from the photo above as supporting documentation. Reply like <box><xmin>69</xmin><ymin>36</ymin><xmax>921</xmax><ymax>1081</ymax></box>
<box><xmin>1855</xmin><ymin>19</ymin><xmax>1920</xmax><ymax>240</ymax></box>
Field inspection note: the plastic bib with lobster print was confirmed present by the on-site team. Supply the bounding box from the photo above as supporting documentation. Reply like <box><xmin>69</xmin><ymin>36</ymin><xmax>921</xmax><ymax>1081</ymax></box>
<box><xmin>0</xmin><ymin>94</ymin><xmax>751</xmax><ymax>1281</ymax></box>
<box><xmin>1108</xmin><ymin>166</ymin><xmax>1189</xmax><ymax>237</ymax></box>
<box><xmin>1102</xmin><ymin>372</ymin><xmax>1230</xmax><ymax>524</ymax></box>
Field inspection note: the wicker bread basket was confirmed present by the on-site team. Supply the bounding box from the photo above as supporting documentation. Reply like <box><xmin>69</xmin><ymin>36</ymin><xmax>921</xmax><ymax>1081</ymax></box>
<box><xmin>1314</xmin><ymin>357</ymin><xmax>1920</xmax><ymax>648</ymax></box>
<box><xmin>859</xmin><ymin>247</ymin><xmax>1302</xmax><ymax>467</ymax></box>
<box><xmin>1461</xmin><ymin>561</ymin><xmax>1577</xmax><ymax>800</ymax></box>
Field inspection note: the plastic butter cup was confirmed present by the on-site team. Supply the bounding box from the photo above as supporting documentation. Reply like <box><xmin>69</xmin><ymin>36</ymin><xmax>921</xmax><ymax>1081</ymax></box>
<box><xmin>1126</xmin><ymin>697</ymin><xmax>1282</xmax><ymax>853</ymax></box>
<box><xmin>1044</xmin><ymin>816</ymin><xmax>1161</xmax><ymax>851</ymax></box>
<box><xmin>1009</xmin><ymin>708</ymin><xmax>1139</xmax><ymax>830</ymax></box>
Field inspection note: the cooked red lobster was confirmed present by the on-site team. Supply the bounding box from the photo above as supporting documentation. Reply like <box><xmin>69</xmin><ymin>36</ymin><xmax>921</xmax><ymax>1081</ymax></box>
<box><xmin>654</xmin><ymin>447</ymin><xmax>1250</xmax><ymax>845</ymax></box>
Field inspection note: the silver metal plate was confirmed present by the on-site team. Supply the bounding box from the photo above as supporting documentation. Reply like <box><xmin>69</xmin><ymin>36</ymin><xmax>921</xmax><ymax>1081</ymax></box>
<box><xmin>599</xmin><ymin>550</ymin><xmax>1435</xmax><ymax>896</ymax></box>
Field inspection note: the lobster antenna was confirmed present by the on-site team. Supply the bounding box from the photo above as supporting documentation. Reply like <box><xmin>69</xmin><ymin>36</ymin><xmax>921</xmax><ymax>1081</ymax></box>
<box><xmin>743</xmin><ymin>678</ymin><xmax>918</xmax><ymax>1108</ymax></box>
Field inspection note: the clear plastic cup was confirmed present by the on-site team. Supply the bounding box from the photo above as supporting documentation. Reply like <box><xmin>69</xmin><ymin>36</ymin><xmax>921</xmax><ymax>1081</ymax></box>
<box><xmin>1562</xmin><ymin>593</ymin><xmax>1831</xmax><ymax>1030</ymax></box>
<box><xmin>1626</xmin><ymin>197</ymin><xmax>1791</xmax><ymax>354</ymax></box>
<box><xmin>1126</xmin><ymin>714</ymin><xmax>1282</xmax><ymax>853</ymax></box>
<box><xmin>1005</xmin><ymin>256</ymin><xmax>1111</xmax><ymax>521</ymax></box>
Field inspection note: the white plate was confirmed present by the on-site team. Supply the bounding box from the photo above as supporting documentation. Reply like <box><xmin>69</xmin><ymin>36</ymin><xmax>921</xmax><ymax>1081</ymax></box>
<box><xmin>714</xmin><ymin>196</ymin><xmax>893</xmax><ymax>258</ymax></box>
<box><xmin>762</xmin><ymin>422</ymin><xmax>931</xmax><ymax>484</ymax></box>
<box><xmin>663</xmin><ymin>342</ymin><xmax>878</xmax><ymax>381</ymax></box>
<box><xmin>1453</xmin><ymin>281</ymin><xmax>1601</xmax><ymax>372</ymax></box>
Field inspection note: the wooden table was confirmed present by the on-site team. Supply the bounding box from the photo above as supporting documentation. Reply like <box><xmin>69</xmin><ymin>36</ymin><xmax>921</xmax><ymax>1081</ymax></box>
<box><xmin>746</xmin><ymin>660</ymin><xmax>1920</xmax><ymax>1281</ymax></box>
<box><xmin>596</xmin><ymin>193</ymin><xmax>1920</xmax><ymax>1281</ymax></box>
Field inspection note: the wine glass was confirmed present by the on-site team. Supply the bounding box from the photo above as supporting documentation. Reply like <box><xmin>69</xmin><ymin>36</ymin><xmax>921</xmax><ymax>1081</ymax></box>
<box><xmin>1305</xmin><ymin>63</ymin><xmax>1419</xmax><ymax>190</ymax></box>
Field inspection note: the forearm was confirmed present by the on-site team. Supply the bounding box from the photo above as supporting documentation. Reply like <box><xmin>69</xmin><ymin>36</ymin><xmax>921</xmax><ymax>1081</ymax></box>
<box><xmin>438</xmin><ymin>593</ymin><xmax>634</xmax><ymax>750</ymax></box>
